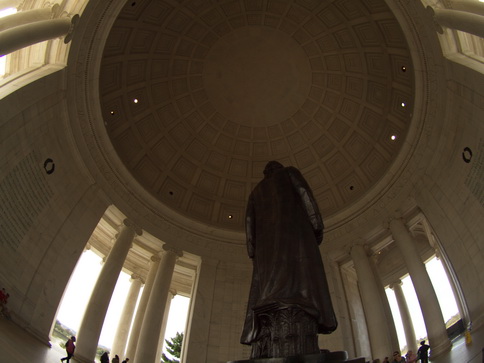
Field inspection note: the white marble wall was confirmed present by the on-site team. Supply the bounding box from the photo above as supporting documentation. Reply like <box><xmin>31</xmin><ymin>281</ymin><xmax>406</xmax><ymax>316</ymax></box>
<box><xmin>0</xmin><ymin>70</ymin><xmax>109</xmax><ymax>343</ymax></box>
<box><xmin>413</xmin><ymin>60</ymin><xmax>484</xmax><ymax>330</ymax></box>
<box><xmin>183</xmin><ymin>258</ymin><xmax>251</xmax><ymax>363</ymax></box>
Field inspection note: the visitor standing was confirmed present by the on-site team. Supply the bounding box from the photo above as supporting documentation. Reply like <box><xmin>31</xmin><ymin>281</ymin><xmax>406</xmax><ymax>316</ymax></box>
<box><xmin>100</xmin><ymin>351</ymin><xmax>110</xmax><ymax>363</ymax></box>
<box><xmin>417</xmin><ymin>340</ymin><xmax>430</xmax><ymax>363</ymax></box>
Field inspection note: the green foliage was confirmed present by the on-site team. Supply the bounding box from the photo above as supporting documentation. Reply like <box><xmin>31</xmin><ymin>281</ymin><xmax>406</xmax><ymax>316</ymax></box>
<box><xmin>53</xmin><ymin>320</ymin><xmax>76</xmax><ymax>348</ymax></box>
<box><xmin>52</xmin><ymin>320</ymin><xmax>108</xmax><ymax>358</ymax></box>
<box><xmin>161</xmin><ymin>332</ymin><xmax>183</xmax><ymax>363</ymax></box>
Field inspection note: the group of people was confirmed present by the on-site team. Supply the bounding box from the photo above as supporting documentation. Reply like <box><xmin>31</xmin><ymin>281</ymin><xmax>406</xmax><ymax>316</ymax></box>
<box><xmin>100</xmin><ymin>351</ymin><xmax>129</xmax><ymax>363</ymax></box>
<box><xmin>60</xmin><ymin>336</ymin><xmax>129</xmax><ymax>363</ymax></box>
<box><xmin>380</xmin><ymin>340</ymin><xmax>431</xmax><ymax>363</ymax></box>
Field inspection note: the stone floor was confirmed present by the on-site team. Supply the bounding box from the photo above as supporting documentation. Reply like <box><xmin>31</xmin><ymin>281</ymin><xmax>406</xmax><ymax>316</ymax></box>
<box><xmin>0</xmin><ymin>317</ymin><xmax>482</xmax><ymax>363</ymax></box>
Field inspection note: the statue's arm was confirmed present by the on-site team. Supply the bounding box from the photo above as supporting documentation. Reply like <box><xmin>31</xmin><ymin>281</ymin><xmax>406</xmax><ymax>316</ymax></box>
<box><xmin>245</xmin><ymin>194</ymin><xmax>256</xmax><ymax>258</ymax></box>
<box><xmin>288</xmin><ymin>167</ymin><xmax>324</xmax><ymax>244</ymax></box>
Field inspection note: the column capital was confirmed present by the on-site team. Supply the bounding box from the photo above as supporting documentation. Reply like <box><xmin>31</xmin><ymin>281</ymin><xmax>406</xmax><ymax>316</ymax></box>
<box><xmin>130</xmin><ymin>273</ymin><xmax>142</xmax><ymax>282</ymax></box>
<box><xmin>389</xmin><ymin>279</ymin><xmax>403</xmax><ymax>289</ymax></box>
<box><xmin>123</xmin><ymin>218</ymin><xmax>143</xmax><ymax>236</ymax></box>
<box><xmin>162</xmin><ymin>244</ymin><xmax>183</xmax><ymax>258</ymax></box>
<box><xmin>150</xmin><ymin>254</ymin><xmax>161</xmax><ymax>263</ymax></box>
<box><xmin>426</xmin><ymin>6</ymin><xmax>445</xmax><ymax>34</ymax></box>
<box><xmin>388</xmin><ymin>216</ymin><xmax>408</xmax><ymax>231</ymax></box>
<box><xmin>383</xmin><ymin>215</ymin><xmax>404</xmax><ymax>230</ymax></box>
<box><xmin>348</xmin><ymin>240</ymin><xmax>370</xmax><ymax>257</ymax></box>
<box><xmin>327</xmin><ymin>248</ymin><xmax>346</xmax><ymax>262</ymax></box>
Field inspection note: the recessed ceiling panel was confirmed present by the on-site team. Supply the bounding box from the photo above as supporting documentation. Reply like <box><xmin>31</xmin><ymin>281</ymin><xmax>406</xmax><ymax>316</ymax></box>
<box><xmin>100</xmin><ymin>0</ymin><xmax>414</xmax><ymax>232</ymax></box>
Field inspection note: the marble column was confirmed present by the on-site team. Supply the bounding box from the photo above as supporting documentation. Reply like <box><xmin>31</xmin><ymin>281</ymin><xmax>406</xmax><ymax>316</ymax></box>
<box><xmin>75</xmin><ymin>219</ymin><xmax>142</xmax><ymax>363</ymax></box>
<box><xmin>0</xmin><ymin>15</ymin><xmax>78</xmax><ymax>56</ymax></box>
<box><xmin>0</xmin><ymin>6</ymin><xmax>59</xmax><ymax>32</ymax></box>
<box><xmin>444</xmin><ymin>0</ymin><xmax>484</xmax><ymax>16</ymax></box>
<box><xmin>427</xmin><ymin>6</ymin><xmax>484</xmax><ymax>38</ymax></box>
<box><xmin>182</xmin><ymin>258</ymin><xmax>218</xmax><ymax>363</ymax></box>
<box><xmin>350</xmin><ymin>243</ymin><xmax>394</xmax><ymax>361</ymax></box>
<box><xmin>110</xmin><ymin>274</ymin><xmax>143</xmax><ymax>359</ymax></box>
<box><xmin>389</xmin><ymin>218</ymin><xmax>451</xmax><ymax>357</ymax></box>
<box><xmin>369</xmin><ymin>254</ymin><xmax>400</xmax><ymax>351</ymax></box>
<box><xmin>0</xmin><ymin>0</ymin><xmax>22</xmax><ymax>11</ymax></box>
<box><xmin>390</xmin><ymin>280</ymin><xmax>417</xmax><ymax>353</ymax></box>
<box><xmin>134</xmin><ymin>244</ymin><xmax>182</xmax><ymax>363</ymax></box>
<box><xmin>156</xmin><ymin>289</ymin><xmax>176</xmax><ymax>361</ymax></box>
<box><xmin>124</xmin><ymin>255</ymin><xmax>161</xmax><ymax>360</ymax></box>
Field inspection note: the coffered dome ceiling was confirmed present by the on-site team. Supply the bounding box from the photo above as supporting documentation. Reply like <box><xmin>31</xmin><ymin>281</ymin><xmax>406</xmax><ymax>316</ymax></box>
<box><xmin>99</xmin><ymin>0</ymin><xmax>414</xmax><ymax>233</ymax></box>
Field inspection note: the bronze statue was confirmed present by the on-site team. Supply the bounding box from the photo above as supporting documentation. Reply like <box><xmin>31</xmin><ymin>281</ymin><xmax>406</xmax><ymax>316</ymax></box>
<box><xmin>241</xmin><ymin>161</ymin><xmax>337</xmax><ymax>359</ymax></box>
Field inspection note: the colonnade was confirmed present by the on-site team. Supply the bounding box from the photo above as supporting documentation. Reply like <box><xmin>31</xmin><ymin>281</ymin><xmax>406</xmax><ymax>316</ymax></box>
<box><xmin>427</xmin><ymin>0</ymin><xmax>484</xmax><ymax>38</ymax></box>
<box><xmin>73</xmin><ymin>219</ymin><xmax>184</xmax><ymax>363</ymax></box>
<box><xmin>348</xmin><ymin>217</ymin><xmax>453</xmax><ymax>360</ymax></box>
<box><xmin>0</xmin><ymin>1</ymin><xmax>79</xmax><ymax>56</ymax></box>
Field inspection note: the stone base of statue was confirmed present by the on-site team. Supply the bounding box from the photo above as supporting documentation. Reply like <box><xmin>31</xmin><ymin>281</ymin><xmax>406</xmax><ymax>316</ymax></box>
<box><xmin>249</xmin><ymin>306</ymin><xmax>319</xmax><ymax>359</ymax></box>
<box><xmin>227</xmin><ymin>349</ymin><xmax>365</xmax><ymax>363</ymax></box>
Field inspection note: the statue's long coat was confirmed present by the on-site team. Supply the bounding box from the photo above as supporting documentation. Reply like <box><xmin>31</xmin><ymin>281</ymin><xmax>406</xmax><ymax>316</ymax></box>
<box><xmin>241</xmin><ymin>165</ymin><xmax>337</xmax><ymax>344</ymax></box>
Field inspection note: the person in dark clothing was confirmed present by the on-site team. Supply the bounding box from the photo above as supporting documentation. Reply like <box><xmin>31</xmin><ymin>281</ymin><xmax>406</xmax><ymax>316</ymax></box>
<box><xmin>100</xmin><ymin>351</ymin><xmax>110</xmax><ymax>363</ymax></box>
<box><xmin>60</xmin><ymin>336</ymin><xmax>76</xmax><ymax>363</ymax></box>
<box><xmin>417</xmin><ymin>340</ymin><xmax>430</xmax><ymax>363</ymax></box>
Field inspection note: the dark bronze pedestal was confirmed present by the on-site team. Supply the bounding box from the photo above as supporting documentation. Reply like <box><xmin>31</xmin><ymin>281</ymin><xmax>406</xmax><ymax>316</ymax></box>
<box><xmin>227</xmin><ymin>352</ymin><xmax>328</xmax><ymax>363</ymax></box>
<box><xmin>227</xmin><ymin>350</ymin><xmax>364</xmax><ymax>363</ymax></box>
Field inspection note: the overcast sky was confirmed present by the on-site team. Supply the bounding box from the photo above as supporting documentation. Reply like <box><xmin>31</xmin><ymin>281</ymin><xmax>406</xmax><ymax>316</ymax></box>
<box><xmin>56</xmin><ymin>250</ymin><xmax>189</xmax><ymax>353</ymax></box>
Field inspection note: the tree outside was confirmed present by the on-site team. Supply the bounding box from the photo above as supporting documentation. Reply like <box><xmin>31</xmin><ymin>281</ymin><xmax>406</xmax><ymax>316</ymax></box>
<box><xmin>161</xmin><ymin>332</ymin><xmax>183</xmax><ymax>363</ymax></box>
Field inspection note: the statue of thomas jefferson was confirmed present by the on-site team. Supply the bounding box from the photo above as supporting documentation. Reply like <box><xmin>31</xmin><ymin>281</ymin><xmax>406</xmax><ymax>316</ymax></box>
<box><xmin>241</xmin><ymin>161</ymin><xmax>337</xmax><ymax>359</ymax></box>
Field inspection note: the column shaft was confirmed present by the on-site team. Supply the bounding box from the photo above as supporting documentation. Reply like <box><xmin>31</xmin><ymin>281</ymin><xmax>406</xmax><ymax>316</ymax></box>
<box><xmin>124</xmin><ymin>255</ymin><xmax>160</xmax><ymax>360</ymax></box>
<box><xmin>0</xmin><ymin>0</ymin><xmax>21</xmax><ymax>11</ymax></box>
<box><xmin>370</xmin><ymin>255</ymin><xmax>400</xmax><ymax>350</ymax></box>
<box><xmin>0</xmin><ymin>17</ymin><xmax>72</xmax><ymax>56</ymax></box>
<box><xmin>0</xmin><ymin>7</ymin><xmax>57</xmax><ymax>32</ymax></box>
<box><xmin>110</xmin><ymin>275</ymin><xmax>143</xmax><ymax>359</ymax></box>
<box><xmin>433</xmin><ymin>8</ymin><xmax>484</xmax><ymax>38</ymax></box>
<box><xmin>134</xmin><ymin>245</ymin><xmax>181</xmax><ymax>363</ymax></box>
<box><xmin>156</xmin><ymin>290</ymin><xmax>176</xmax><ymax>361</ymax></box>
<box><xmin>182</xmin><ymin>259</ymin><xmax>217</xmax><ymax>363</ymax></box>
<box><xmin>389</xmin><ymin>219</ymin><xmax>451</xmax><ymax>357</ymax></box>
<box><xmin>350</xmin><ymin>244</ymin><xmax>394</xmax><ymax>361</ymax></box>
<box><xmin>443</xmin><ymin>0</ymin><xmax>484</xmax><ymax>17</ymax></box>
<box><xmin>75</xmin><ymin>220</ymin><xmax>141</xmax><ymax>363</ymax></box>
<box><xmin>390</xmin><ymin>281</ymin><xmax>417</xmax><ymax>353</ymax></box>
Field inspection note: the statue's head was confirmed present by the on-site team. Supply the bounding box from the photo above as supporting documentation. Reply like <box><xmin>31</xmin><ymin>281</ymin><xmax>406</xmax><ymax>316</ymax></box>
<box><xmin>263</xmin><ymin>161</ymin><xmax>284</xmax><ymax>176</ymax></box>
